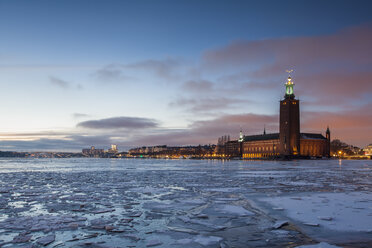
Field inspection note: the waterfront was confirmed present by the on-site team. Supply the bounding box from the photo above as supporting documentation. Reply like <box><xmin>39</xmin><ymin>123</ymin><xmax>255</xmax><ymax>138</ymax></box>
<box><xmin>1</xmin><ymin>158</ymin><xmax>372</xmax><ymax>247</ymax></box>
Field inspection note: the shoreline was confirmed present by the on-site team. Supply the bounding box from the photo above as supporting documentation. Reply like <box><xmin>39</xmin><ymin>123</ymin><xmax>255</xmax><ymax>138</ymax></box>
<box><xmin>0</xmin><ymin>155</ymin><xmax>370</xmax><ymax>160</ymax></box>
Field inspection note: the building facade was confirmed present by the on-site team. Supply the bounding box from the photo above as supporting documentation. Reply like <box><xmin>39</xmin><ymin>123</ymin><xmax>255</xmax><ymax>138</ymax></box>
<box><xmin>242</xmin><ymin>133</ymin><xmax>280</xmax><ymax>158</ymax></box>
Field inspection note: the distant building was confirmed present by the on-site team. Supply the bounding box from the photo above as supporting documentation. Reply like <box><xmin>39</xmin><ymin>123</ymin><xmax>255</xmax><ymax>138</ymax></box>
<box><xmin>224</xmin><ymin>73</ymin><xmax>330</xmax><ymax>159</ymax></box>
<box><xmin>364</xmin><ymin>144</ymin><xmax>372</xmax><ymax>156</ymax></box>
<box><xmin>128</xmin><ymin>145</ymin><xmax>215</xmax><ymax>158</ymax></box>
<box><xmin>108</xmin><ymin>144</ymin><xmax>118</xmax><ymax>153</ymax></box>
<box><xmin>82</xmin><ymin>146</ymin><xmax>104</xmax><ymax>157</ymax></box>
<box><xmin>215</xmin><ymin>135</ymin><xmax>230</xmax><ymax>155</ymax></box>
<box><xmin>225</xmin><ymin>140</ymin><xmax>241</xmax><ymax>157</ymax></box>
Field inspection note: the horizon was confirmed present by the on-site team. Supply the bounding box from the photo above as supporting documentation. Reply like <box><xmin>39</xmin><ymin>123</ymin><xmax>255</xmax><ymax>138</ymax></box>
<box><xmin>1</xmin><ymin>0</ymin><xmax>372</xmax><ymax>152</ymax></box>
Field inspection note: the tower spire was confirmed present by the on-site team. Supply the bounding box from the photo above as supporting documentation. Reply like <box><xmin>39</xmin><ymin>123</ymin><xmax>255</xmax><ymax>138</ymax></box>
<box><xmin>284</xmin><ymin>69</ymin><xmax>295</xmax><ymax>99</ymax></box>
<box><xmin>238</xmin><ymin>126</ymin><xmax>244</xmax><ymax>142</ymax></box>
<box><xmin>263</xmin><ymin>124</ymin><xmax>266</xmax><ymax>135</ymax></box>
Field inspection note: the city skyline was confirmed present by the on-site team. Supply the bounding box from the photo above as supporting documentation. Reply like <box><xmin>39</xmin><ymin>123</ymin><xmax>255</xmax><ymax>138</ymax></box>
<box><xmin>1</xmin><ymin>0</ymin><xmax>372</xmax><ymax>151</ymax></box>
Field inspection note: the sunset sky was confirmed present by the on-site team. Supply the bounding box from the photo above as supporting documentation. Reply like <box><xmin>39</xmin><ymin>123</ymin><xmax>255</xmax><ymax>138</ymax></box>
<box><xmin>0</xmin><ymin>0</ymin><xmax>371</xmax><ymax>151</ymax></box>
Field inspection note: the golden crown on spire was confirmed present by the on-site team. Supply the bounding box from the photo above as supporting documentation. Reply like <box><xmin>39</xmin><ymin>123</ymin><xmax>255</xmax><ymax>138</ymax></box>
<box><xmin>286</xmin><ymin>69</ymin><xmax>294</xmax><ymax>84</ymax></box>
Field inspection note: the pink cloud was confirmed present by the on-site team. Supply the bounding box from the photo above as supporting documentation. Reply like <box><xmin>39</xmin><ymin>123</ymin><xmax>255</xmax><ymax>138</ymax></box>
<box><xmin>202</xmin><ymin>24</ymin><xmax>372</xmax><ymax>104</ymax></box>
<box><xmin>301</xmin><ymin>104</ymin><xmax>372</xmax><ymax>147</ymax></box>
<box><xmin>128</xmin><ymin>113</ymin><xmax>279</xmax><ymax>146</ymax></box>
<box><xmin>203</xmin><ymin>24</ymin><xmax>372</xmax><ymax>69</ymax></box>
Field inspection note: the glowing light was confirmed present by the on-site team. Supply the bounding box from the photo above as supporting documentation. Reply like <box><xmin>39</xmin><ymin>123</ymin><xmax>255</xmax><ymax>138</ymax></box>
<box><xmin>284</xmin><ymin>71</ymin><xmax>295</xmax><ymax>96</ymax></box>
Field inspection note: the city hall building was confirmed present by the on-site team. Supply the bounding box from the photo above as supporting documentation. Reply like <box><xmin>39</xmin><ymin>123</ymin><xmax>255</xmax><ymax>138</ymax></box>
<box><xmin>225</xmin><ymin>74</ymin><xmax>330</xmax><ymax>159</ymax></box>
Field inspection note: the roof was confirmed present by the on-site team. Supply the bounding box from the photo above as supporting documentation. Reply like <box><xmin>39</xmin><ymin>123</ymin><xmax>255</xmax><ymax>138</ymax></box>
<box><xmin>243</xmin><ymin>133</ymin><xmax>279</xmax><ymax>142</ymax></box>
<box><xmin>241</xmin><ymin>132</ymin><xmax>327</xmax><ymax>142</ymax></box>
<box><xmin>300</xmin><ymin>133</ymin><xmax>326</xmax><ymax>140</ymax></box>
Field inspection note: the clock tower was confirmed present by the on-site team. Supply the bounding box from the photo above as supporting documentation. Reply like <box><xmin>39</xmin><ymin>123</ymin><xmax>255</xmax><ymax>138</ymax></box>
<box><xmin>279</xmin><ymin>72</ymin><xmax>300</xmax><ymax>156</ymax></box>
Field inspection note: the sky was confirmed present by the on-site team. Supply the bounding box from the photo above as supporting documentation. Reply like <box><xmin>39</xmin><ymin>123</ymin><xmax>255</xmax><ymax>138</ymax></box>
<box><xmin>0</xmin><ymin>0</ymin><xmax>371</xmax><ymax>151</ymax></box>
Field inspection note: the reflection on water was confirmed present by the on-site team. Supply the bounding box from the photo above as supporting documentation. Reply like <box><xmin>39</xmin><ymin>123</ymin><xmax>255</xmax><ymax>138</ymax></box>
<box><xmin>0</xmin><ymin>157</ymin><xmax>371</xmax><ymax>173</ymax></box>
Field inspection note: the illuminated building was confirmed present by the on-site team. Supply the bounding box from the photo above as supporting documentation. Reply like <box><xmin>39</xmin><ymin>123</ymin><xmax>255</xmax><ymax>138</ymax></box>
<box><xmin>108</xmin><ymin>144</ymin><xmax>118</xmax><ymax>153</ymax></box>
<box><xmin>128</xmin><ymin>145</ymin><xmax>215</xmax><ymax>158</ymax></box>
<box><xmin>364</xmin><ymin>144</ymin><xmax>372</xmax><ymax>156</ymax></box>
<box><xmin>233</xmin><ymin>72</ymin><xmax>330</xmax><ymax>159</ymax></box>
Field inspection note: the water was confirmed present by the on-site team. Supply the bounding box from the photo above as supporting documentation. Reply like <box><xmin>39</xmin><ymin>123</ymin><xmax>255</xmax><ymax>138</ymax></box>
<box><xmin>0</xmin><ymin>158</ymin><xmax>372</xmax><ymax>247</ymax></box>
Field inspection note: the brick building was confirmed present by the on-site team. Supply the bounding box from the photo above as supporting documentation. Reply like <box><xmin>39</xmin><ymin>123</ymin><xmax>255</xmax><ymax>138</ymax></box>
<box><xmin>227</xmin><ymin>74</ymin><xmax>330</xmax><ymax>158</ymax></box>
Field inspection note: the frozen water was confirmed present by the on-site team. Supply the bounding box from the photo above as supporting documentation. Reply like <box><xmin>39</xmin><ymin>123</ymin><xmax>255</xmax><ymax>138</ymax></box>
<box><xmin>216</xmin><ymin>205</ymin><xmax>254</xmax><ymax>216</ymax></box>
<box><xmin>146</xmin><ymin>239</ymin><xmax>163</xmax><ymax>247</ymax></box>
<box><xmin>260</xmin><ymin>192</ymin><xmax>372</xmax><ymax>232</ymax></box>
<box><xmin>36</xmin><ymin>234</ymin><xmax>55</xmax><ymax>246</ymax></box>
<box><xmin>0</xmin><ymin>158</ymin><xmax>371</xmax><ymax>247</ymax></box>
<box><xmin>273</xmin><ymin>220</ymin><xmax>288</xmax><ymax>229</ymax></box>
<box><xmin>295</xmin><ymin>242</ymin><xmax>342</xmax><ymax>248</ymax></box>
<box><xmin>194</xmin><ymin>235</ymin><xmax>223</xmax><ymax>246</ymax></box>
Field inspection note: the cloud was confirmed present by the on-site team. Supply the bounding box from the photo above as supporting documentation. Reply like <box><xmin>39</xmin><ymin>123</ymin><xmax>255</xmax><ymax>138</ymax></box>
<box><xmin>128</xmin><ymin>105</ymin><xmax>371</xmax><ymax>148</ymax></box>
<box><xmin>0</xmin><ymin>112</ymin><xmax>278</xmax><ymax>151</ymax></box>
<box><xmin>77</xmin><ymin>116</ymin><xmax>159</xmax><ymax>129</ymax></box>
<box><xmin>3</xmin><ymin>24</ymin><xmax>372</xmax><ymax>151</ymax></box>
<box><xmin>126</xmin><ymin>113</ymin><xmax>278</xmax><ymax>146</ymax></box>
<box><xmin>72</xmin><ymin>113</ymin><xmax>91</xmax><ymax>119</ymax></box>
<box><xmin>126</xmin><ymin>58</ymin><xmax>184</xmax><ymax>81</ymax></box>
<box><xmin>169</xmin><ymin>96</ymin><xmax>252</xmax><ymax>113</ymax></box>
<box><xmin>201</xmin><ymin>24</ymin><xmax>372</xmax><ymax>104</ymax></box>
<box><xmin>0</xmin><ymin>64</ymin><xmax>96</xmax><ymax>70</ymax></box>
<box><xmin>49</xmin><ymin>76</ymin><xmax>70</xmax><ymax>89</ymax></box>
<box><xmin>0</xmin><ymin>131</ymin><xmax>70</xmax><ymax>137</ymax></box>
<box><xmin>0</xmin><ymin>138</ymin><xmax>80</xmax><ymax>152</ymax></box>
<box><xmin>190</xmin><ymin>113</ymin><xmax>277</xmax><ymax>137</ymax></box>
<box><xmin>203</xmin><ymin>25</ymin><xmax>372</xmax><ymax>69</ymax></box>
<box><xmin>0</xmin><ymin>135</ymin><xmax>114</xmax><ymax>152</ymax></box>
<box><xmin>67</xmin><ymin>135</ymin><xmax>113</xmax><ymax>146</ymax></box>
<box><xmin>301</xmin><ymin>104</ymin><xmax>372</xmax><ymax>147</ymax></box>
<box><xmin>182</xmin><ymin>80</ymin><xmax>214</xmax><ymax>93</ymax></box>
<box><xmin>93</xmin><ymin>64</ymin><xmax>135</xmax><ymax>83</ymax></box>
<box><xmin>49</xmin><ymin>76</ymin><xmax>84</xmax><ymax>90</ymax></box>
<box><xmin>297</xmin><ymin>71</ymin><xmax>372</xmax><ymax>106</ymax></box>
<box><xmin>1</xmin><ymin>102</ymin><xmax>370</xmax><ymax>151</ymax></box>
